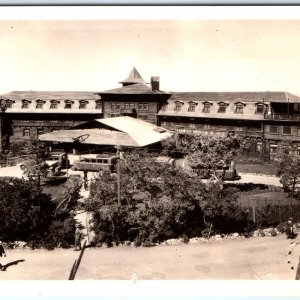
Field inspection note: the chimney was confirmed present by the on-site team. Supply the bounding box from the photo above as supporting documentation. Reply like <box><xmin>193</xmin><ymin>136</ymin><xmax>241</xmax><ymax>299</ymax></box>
<box><xmin>151</xmin><ymin>76</ymin><xmax>160</xmax><ymax>91</ymax></box>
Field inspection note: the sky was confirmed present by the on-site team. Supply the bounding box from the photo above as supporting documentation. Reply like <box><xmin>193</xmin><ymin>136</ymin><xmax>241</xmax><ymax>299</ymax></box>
<box><xmin>1</xmin><ymin>7</ymin><xmax>300</xmax><ymax>95</ymax></box>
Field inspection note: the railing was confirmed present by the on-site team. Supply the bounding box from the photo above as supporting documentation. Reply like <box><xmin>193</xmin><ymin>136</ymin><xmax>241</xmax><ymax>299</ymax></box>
<box><xmin>264</xmin><ymin>113</ymin><xmax>300</xmax><ymax>121</ymax></box>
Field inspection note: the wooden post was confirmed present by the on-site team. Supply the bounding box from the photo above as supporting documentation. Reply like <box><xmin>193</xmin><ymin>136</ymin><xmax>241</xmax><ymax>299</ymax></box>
<box><xmin>295</xmin><ymin>256</ymin><xmax>300</xmax><ymax>280</ymax></box>
<box><xmin>252</xmin><ymin>205</ymin><xmax>256</xmax><ymax>224</ymax></box>
<box><xmin>68</xmin><ymin>240</ymin><xmax>87</xmax><ymax>280</ymax></box>
<box><xmin>68</xmin><ymin>260</ymin><xmax>77</xmax><ymax>280</ymax></box>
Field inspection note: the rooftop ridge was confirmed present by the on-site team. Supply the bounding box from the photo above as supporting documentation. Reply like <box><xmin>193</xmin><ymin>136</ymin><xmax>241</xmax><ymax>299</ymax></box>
<box><xmin>119</xmin><ymin>67</ymin><xmax>146</xmax><ymax>85</ymax></box>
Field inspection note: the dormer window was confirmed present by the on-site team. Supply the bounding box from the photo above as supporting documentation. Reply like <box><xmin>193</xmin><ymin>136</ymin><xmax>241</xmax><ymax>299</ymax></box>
<box><xmin>79</xmin><ymin>100</ymin><xmax>88</xmax><ymax>109</ymax></box>
<box><xmin>218</xmin><ymin>102</ymin><xmax>228</xmax><ymax>113</ymax></box>
<box><xmin>95</xmin><ymin>100</ymin><xmax>101</xmax><ymax>109</ymax></box>
<box><xmin>64</xmin><ymin>100</ymin><xmax>74</xmax><ymax>109</ymax></box>
<box><xmin>21</xmin><ymin>100</ymin><xmax>31</xmax><ymax>109</ymax></box>
<box><xmin>255</xmin><ymin>102</ymin><xmax>265</xmax><ymax>114</ymax></box>
<box><xmin>234</xmin><ymin>102</ymin><xmax>246</xmax><ymax>114</ymax></box>
<box><xmin>50</xmin><ymin>100</ymin><xmax>60</xmax><ymax>109</ymax></box>
<box><xmin>36</xmin><ymin>100</ymin><xmax>45</xmax><ymax>109</ymax></box>
<box><xmin>188</xmin><ymin>101</ymin><xmax>197</xmax><ymax>112</ymax></box>
<box><xmin>174</xmin><ymin>101</ymin><xmax>183</xmax><ymax>111</ymax></box>
<box><xmin>5</xmin><ymin>100</ymin><xmax>15</xmax><ymax>108</ymax></box>
<box><xmin>202</xmin><ymin>102</ymin><xmax>212</xmax><ymax>113</ymax></box>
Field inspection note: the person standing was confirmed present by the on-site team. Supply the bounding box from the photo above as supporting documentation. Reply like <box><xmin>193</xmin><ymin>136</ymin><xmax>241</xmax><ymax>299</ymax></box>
<box><xmin>74</xmin><ymin>224</ymin><xmax>82</xmax><ymax>251</ymax></box>
<box><xmin>286</xmin><ymin>219</ymin><xmax>297</xmax><ymax>239</ymax></box>
<box><xmin>0</xmin><ymin>241</ymin><xmax>6</xmax><ymax>271</ymax></box>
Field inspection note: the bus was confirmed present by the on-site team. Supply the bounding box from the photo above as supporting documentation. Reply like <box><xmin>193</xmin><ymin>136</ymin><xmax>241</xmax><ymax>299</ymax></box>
<box><xmin>72</xmin><ymin>154</ymin><xmax>118</xmax><ymax>172</ymax></box>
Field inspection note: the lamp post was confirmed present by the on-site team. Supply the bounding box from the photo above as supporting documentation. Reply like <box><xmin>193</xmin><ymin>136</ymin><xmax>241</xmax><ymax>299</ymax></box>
<box><xmin>0</xmin><ymin>97</ymin><xmax>7</xmax><ymax>153</ymax></box>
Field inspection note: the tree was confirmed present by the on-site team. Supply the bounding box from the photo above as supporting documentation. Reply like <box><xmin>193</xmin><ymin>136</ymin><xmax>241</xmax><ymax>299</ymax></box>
<box><xmin>0</xmin><ymin>178</ymin><xmax>56</xmax><ymax>242</ymax></box>
<box><xmin>161</xmin><ymin>133</ymin><xmax>243</xmax><ymax>181</ymax></box>
<box><xmin>20</xmin><ymin>136</ymin><xmax>50</xmax><ymax>181</ymax></box>
<box><xmin>277</xmin><ymin>150</ymin><xmax>300</xmax><ymax>196</ymax></box>
<box><xmin>87</xmin><ymin>150</ymin><xmax>247</xmax><ymax>243</ymax></box>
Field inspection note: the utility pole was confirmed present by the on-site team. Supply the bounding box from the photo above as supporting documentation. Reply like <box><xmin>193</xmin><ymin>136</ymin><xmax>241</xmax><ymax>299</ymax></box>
<box><xmin>261</xmin><ymin>98</ymin><xmax>265</xmax><ymax>160</ymax></box>
<box><xmin>116</xmin><ymin>145</ymin><xmax>121</xmax><ymax>206</ymax></box>
<box><xmin>0</xmin><ymin>97</ymin><xmax>7</xmax><ymax>153</ymax></box>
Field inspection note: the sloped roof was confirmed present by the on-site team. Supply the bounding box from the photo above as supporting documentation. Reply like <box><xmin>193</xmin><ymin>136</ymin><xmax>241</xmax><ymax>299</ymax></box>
<box><xmin>99</xmin><ymin>83</ymin><xmax>170</xmax><ymax>95</ymax></box>
<box><xmin>95</xmin><ymin>116</ymin><xmax>172</xmax><ymax>147</ymax></box>
<box><xmin>168</xmin><ymin>91</ymin><xmax>300</xmax><ymax>103</ymax></box>
<box><xmin>158</xmin><ymin>91</ymin><xmax>300</xmax><ymax>121</ymax></box>
<box><xmin>39</xmin><ymin>128</ymin><xmax>138</xmax><ymax>147</ymax></box>
<box><xmin>39</xmin><ymin>116</ymin><xmax>173</xmax><ymax>147</ymax></box>
<box><xmin>1</xmin><ymin>91</ymin><xmax>100</xmax><ymax>101</ymax></box>
<box><xmin>119</xmin><ymin>67</ymin><xmax>146</xmax><ymax>85</ymax></box>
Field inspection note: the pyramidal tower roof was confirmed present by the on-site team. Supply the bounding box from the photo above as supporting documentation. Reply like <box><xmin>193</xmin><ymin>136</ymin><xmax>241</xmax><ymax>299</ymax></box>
<box><xmin>119</xmin><ymin>67</ymin><xmax>146</xmax><ymax>86</ymax></box>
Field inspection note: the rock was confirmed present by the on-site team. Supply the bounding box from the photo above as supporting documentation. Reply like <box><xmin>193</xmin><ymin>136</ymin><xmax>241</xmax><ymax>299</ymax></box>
<box><xmin>270</xmin><ymin>228</ymin><xmax>277</xmax><ymax>237</ymax></box>
<box><xmin>214</xmin><ymin>235</ymin><xmax>222</xmax><ymax>241</ymax></box>
<box><xmin>232</xmin><ymin>233</ymin><xmax>239</xmax><ymax>238</ymax></box>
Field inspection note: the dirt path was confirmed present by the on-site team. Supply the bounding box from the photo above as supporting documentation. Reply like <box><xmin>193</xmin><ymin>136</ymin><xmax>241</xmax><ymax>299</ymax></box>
<box><xmin>0</xmin><ymin>234</ymin><xmax>298</xmax><ymax>280</ymax></box>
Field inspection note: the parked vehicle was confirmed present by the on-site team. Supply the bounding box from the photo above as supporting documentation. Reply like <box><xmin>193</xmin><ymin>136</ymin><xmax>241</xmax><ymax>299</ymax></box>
<box><xmin>72</xmin><ymin>154</ymin><xmax>118</xmax><ymax>172</ymax></box>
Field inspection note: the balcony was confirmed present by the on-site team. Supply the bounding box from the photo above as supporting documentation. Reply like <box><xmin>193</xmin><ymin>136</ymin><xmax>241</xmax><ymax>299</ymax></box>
<box><xmin>264</xmin><ymin>113</ymin><xmax>300</xmax><ymax>121</ymax></box>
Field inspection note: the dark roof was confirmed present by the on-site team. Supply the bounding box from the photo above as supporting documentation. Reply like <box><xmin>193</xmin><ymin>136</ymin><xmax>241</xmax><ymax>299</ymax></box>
<box><xmin>98</xmin><ymin>83</ymin><xmax>170</xmax><ymax>95</ymax></box>
<box><xmin>119</xmin><ymin>67</ymin><xmax>146</xmax><ymax>85</ymax></box>
<box><xmin>168</xmin><ymin>91</ymin><xmax>300</xmax><ymax>103</ymax></box>
<box><xmin>0</xmin><ymin>91</ymin><xmax>100</xmax><ymax>101</ymax></box>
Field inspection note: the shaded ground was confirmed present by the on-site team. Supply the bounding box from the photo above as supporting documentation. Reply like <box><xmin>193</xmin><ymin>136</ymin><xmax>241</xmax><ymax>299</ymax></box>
<box><xmin>0</xmin><ymin>234</ymin><xmax>298</xmax><ymax>280</ymax></box>
<box><xmin>237</xmin><ymin>163</ymin><xmax>277</xmax><ymax>176</ymax></box>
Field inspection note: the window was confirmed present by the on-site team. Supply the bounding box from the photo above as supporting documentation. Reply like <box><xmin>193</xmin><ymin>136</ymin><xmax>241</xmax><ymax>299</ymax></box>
<box><xmin>50</xmin><ymin>101</ymin><xmax>59</xmax><ymax>109</ymax></box>
<box><xmin>203</xmin><ymin>103</ymin><xmax>212</xmax><ymax>113</ymax></box>
<box><xmin>218</xmin><ymin>103</ymin><xmax>228</xmax><ymax>113</ymax></box>
<box><xmin>111</xmin><ymin>103</ymin><xmax>120</xmax><ymax>110</ymax></box>
<box><xmin>174</xmin><ymin>101</ymin><xmax>183</xmax><ymax>111</ymax></box>
<box><xmin>36</xmin><ymin>100</ymin><xmax>45</xmax><ymax>109</ymax></box>
<box><xmin>22</xmin><ymin>100</ymin><xmax>30</xmax><ymax>109</ymax></box>
<box><xmin>269</xmin><ymin>144</ymin><xmax>278</xmax><ymax>154</ymax></box>
<box><xmin>79</xmin><ymin>101</ymin><xmax>88</xmax><ymax>109</ymax></box>
<box><xmin>177</xmin><ymin>127</ymin><xmax>185</xmax><ymax>134</ymax></box>
<box><xmin>5</xmin><ymin>100</ymin><xmax>14</xmax><ymax>108</ymax></box>
<box><xmin>283</xmin><ymin>126</ymin><xmax>291</xmax><ymax>135</ymax></box>
<box><xmin>294</xmin><ymin>103</ymin><xmax>300</xmax><ymax>112</ymax></box>
<box><xmin>269</xmin><ymin>125</ymin><xmax>278</xmax><ymax>134</ymax></box>
<box><xmin>65</xmin><ymin>101</ymin><xmax>73</xmax><ymax>109</ymax></box>
<box><xmin>256</xmin><ymin>104</ymin><xmax>264</xmax><ymax>114</ymax></box>
<box><xmin>138</xmin><ymin>114</ymin><xmax>148</xmax><ymax>121</ymax></box>
<box><xmin>235</xmin><ymin>103</ymin><xmax>245</xmax><ymax>114</ymax></box>
<box><xmin>110</xmin><ymin>113</ymin><xmax>120</xmax><ymax>118</ymax></box>
<box><xmin>138</xmin><ymin>103</ymin><xmax>149</xmax><ymax>110</ymax></box>
<box><xmin>256</xmin><ymin>142</ymin><xmax>262</xmax><ymax>153</ymax></box>
<box><xmin>23</xmin><ymin>128</ymin><xmax>30</xmax><ymax>136</ymax></box>
<box><xmin>95</xmin><ymin>101</ymin><xmax>101</xmax><ymax>109</ymax></box>
<box><xmin>188</xmin><ymin>102</ymin><xmax>197</xmax><ymax>112</ymax></box>
<box><xmin>283</xmin><ymin>145</ymin><xmax>292</xmax><ymax>154</ymax></box>
<box><xmin>37</xmin><ymin>127</ymin><xmax>44</xmax><ymax>135</ymax></box>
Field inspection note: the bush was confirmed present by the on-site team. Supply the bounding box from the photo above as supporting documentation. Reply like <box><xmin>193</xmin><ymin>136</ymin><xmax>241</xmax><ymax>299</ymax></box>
<box><xmin>0</xmin><ymin>178</ymin><xmax>76</xmax><ymax>249</ymax></box>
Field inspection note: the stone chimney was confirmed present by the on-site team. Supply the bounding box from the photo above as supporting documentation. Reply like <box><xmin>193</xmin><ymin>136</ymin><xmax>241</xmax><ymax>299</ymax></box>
<box><xmin>151</xmin><ymin>76</ymin><xmax>160</xmax><ymax>91</ymax></box>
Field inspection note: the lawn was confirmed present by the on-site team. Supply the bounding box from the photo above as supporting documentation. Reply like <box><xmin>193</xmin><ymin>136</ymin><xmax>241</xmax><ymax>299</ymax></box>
<box><xmin>237</xmin><ymin>163</ymin><xmax>277</xmax><ymax>176</ymax></box>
